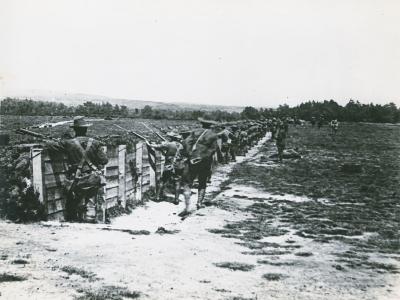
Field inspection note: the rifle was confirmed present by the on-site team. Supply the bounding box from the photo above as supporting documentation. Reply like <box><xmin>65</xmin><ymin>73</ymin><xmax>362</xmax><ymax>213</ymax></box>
<box><xmin>113</xmin><ymin>124</ymin><xmax>150</xmax><ymax>144</ymax></box>
<box><xmin>15</xmin><ymin>128</ymin><xmax>59</xmax><ymax>141</ymax></box>
<box><xmin>140</xmin><ymin>122</ymin><xmax>167</xmax><ymax>142</ymax></box>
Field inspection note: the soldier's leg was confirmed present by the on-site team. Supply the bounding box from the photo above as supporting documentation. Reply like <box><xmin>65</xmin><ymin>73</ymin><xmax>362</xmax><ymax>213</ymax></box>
<box><xmin>85</xmin><ymin>195</ymin><xmax>97</xmax><ymax>223</ymax></box>
<box><xmin>230</xmin><ymin>146</ymin><xmax>236</xmax><ymax>162</ymax></box>
<box><xmin>179</xmin><ymin>164</ymin><xmax>194</xmax><ymax>216</ymax></box>
<box><xmin>156</xmin><ymin>169</ymin><xmax>171</xmax><ymax>201</ymax></box>
<box><xmin>173</xmin><ymin>169</ymin><xmax>183</xmax><ymax>205</ymax></box>
<box><xmin>65</xmin><ymin>192</ymin><xmax>78</xmax><ymax>221</ymax></box>
<box><xmin>174</xmin><ymin>180</ymin><xmax>181</xmax><ymax>204</ymax></box>
<box><xmin>278</xmin><ymin>144</ymin><xmax>284</xmax><ymax>162</ymax></box>
<box><xmin>76</xmin><ymin>195</ymin><xmax>87</xmax><ymax>221</ymax></box>
<box><xmin>156</xmin><ymin>181</ymin><xmax>165</xmax><ymax>201</ymax></box>
<box><xmin>197</xmin><ymin>158</ymin><xmax>212</xmax><ymax>209</ymax></box>
<box><xmin>225</xmin><ymin>148</ymin><xmax>230</xmax><ymax>163</ymax></box>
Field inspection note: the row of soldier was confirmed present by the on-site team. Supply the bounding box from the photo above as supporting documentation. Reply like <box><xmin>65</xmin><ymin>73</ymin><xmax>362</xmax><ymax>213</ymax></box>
<box><xmin>143</xmin><ymin>118</ymin><xmax>268</xmax><ymax>217</ymax></box>
<box><xmin>44</xmin><ymin>115</ymin><xmax>337</xmax><ymax>222</ymax></box>
<box><xmin>45</xmin><ymin>117</ymin><xmax>268</xmax><ymax>221</ymax></box>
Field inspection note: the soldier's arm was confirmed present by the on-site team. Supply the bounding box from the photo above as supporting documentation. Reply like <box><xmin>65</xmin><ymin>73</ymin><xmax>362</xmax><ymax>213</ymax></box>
<box><xmin>148</xmin><ymin>142</ymin><xmax>167</xmax><ymax>151</ymax></box>
<box><xmin>45</xmin><ymin>139</ymin><xmax>66</xmax><ymax>152</ymax></box>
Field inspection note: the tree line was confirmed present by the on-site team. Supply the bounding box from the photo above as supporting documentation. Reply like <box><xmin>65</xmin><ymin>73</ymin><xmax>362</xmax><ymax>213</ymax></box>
<box><xmin>1</xmin><ymin>97</ymin><xmax>399</xmax><ymax>123</ymax></box>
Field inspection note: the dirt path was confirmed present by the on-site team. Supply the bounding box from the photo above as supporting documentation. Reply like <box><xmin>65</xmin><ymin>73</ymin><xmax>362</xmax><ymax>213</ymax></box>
<box><xmin>1</xmin><ymin>134</ymin><xmax>399</xmax><ymax>300</ymax></box>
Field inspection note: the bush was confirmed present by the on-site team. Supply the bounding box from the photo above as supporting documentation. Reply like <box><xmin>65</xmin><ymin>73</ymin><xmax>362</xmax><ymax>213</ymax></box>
<box><xmin>0</xmin><ymin>147</ymin><xmax>46</xmax><ymax>222</ymax></box>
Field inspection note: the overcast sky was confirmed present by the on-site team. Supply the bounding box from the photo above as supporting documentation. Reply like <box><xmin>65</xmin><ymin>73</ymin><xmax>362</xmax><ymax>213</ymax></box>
<box><xmin>1</xmin><ymin>0</ymin><xmax>399</xmax><ymax>107</ymax></box>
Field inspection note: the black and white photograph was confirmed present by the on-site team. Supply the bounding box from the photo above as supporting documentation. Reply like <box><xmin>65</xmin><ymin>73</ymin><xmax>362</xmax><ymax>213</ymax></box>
<box><xmin>0</xmin><ymin>0</ymin><xmax>399</xmax><ymax>299</ymax></box>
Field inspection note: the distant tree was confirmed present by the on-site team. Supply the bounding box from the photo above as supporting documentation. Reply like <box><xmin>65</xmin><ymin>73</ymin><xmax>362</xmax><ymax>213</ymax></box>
<box><xmin>141</xmin><ymin>105</ymin><xmax>153</xmax><ymax>118</ymax></box>
<box><xmin>241</xmin><ymin>106</ymin><xmax>260</xmax><ymax>119</ymax></box>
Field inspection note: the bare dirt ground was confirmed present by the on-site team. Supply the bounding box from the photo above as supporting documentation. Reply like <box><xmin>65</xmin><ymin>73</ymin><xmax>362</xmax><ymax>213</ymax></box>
<box><xmin>1</xmin><ymin>126</ymin><xmax>399</xmax><ymax>300</ymax></box>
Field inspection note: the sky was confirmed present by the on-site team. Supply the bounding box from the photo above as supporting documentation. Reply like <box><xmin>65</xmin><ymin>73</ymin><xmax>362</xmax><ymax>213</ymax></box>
<box><xmin>0</xmin><ymin>0</ymin><xmax>399</xmax><ymax>107</ymax></box>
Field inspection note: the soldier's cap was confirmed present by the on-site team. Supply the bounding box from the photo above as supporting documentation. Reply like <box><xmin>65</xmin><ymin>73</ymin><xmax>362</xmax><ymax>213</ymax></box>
<box><xmin>166</xmin><ymin>131</ymin><xmax>182</xmax><ymax>140</ymax></box>
<box><xmin>197</xmin><ymin>117</ymin><xmax>219</xmax><ymax>126</ymax></box>
<box><xmin>70</xmin><ymin>116</ymin><xmax>92</xmax><ymax>128</ymax></box>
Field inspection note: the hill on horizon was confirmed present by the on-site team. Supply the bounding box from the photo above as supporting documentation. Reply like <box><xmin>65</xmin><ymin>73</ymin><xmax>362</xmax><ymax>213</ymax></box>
<box><xmin>1</xmin><ymin>90</ymin><xmax>244</xmax><ymax>113</ymax></box>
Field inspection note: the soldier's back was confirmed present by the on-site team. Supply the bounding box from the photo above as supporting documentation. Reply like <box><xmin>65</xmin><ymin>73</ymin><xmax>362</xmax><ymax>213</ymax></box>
<box><xmin>62</xmin><ymin>136</ymin><xmax>108</xmax><ymax>171</ymax></box>
<box><xmin>184</xmin><ymin>128</ymin><xmax>218</xmax><ymax>160</ymax></box>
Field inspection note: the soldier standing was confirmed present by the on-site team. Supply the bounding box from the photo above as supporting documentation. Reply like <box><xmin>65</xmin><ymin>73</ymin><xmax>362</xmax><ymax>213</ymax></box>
<box><xmin>329</xmin><ymin>119</ymin><xmax>339</xmax><ymax>138</ymax></box>
<box><xmin>180</xmin><ymin>118</ymin><xmax>219</xmax><ymax>216</ymax></box>
<box><xmin>238</xmin><ymin>124</ymin><xmax>249</xmax><ymax>155</ymax></box>
<box><xmin>229</xmin><ymin>125</ymin><xmax>239</xmax><ymax>162</ymax></box>
<box><xmin>276</xmin><ymin>123</ymin><xmax>287</xmax><ymax>162</ymax></box>
<box><xmin>271</xmin><ymin>118</ymin><xmax>278</xmax><ymax>140</ymax></box>
<box><xmin>46</xmin><ymin>116</ymin><xmax>108</xmax><ymax>222</ymax></box>
<box><xmin>146</xmin><ymin>131</ymin><xmax>185</xmax><ymax>205</ymax></box>
<box><xmin>217</xmin><ymin>126</ymin><xmax>233</xmax><ymax>164</ymax></box>
<box><xmin>317</xmin><ymin>115</ymin><xmax>324</xmax><ymax>129</ymax></box>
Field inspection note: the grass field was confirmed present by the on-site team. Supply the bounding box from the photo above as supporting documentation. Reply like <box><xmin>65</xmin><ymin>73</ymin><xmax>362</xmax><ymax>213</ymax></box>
<box><xmin>216</xmin><ymin>122</ymin><xmax>400</xmax><ymax>275</ymax></box>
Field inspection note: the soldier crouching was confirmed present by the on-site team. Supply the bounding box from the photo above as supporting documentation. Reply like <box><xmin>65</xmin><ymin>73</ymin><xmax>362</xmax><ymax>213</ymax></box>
<box><xmin>46</xmin><ymin>116</ymin><xmax>108</xmax><ymax>222</ymax></box>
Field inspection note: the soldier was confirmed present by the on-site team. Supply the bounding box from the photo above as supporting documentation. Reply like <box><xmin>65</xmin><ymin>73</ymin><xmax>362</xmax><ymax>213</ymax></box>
<box><xmin>229</xmin><ymin>124</ymin><xmax>239</xmax><ymax>162</ymax></box>
<box><xmin>180</xmin><ymin>118</ymin><xmax>219</xmax><ymax>216</ymax></box>
<box><xmin>217</xmin><ymin>125</ymin><xmax>233</xmax><ymax>164</ymax></box>
<box><xmin>317</xmin><ymin>115</ymin><xmax>324</xmax><ymax>129</ymax></box>
<box><xmin>146</xmin><ymin>131</ymin><xmax>185</xmax><ymax>205</ymax></box>
<box><xmin>276</xmin><ymin>123</ymin><xmax>287</xmax><ymax>162</ymax></box>
<box><xmin>270</xmin><ymin>118</ymin><xmax>278</xmax><ymax>140</ymax></box>
<box><xmin>46</xmin><ymin>116</ymin><xmax>108</xmax><ymax>222</ymax></box>
<box><xmin>283</xmin><ymin>117</ymin><xmax>289</xmax><ymax>134</ymax></box>
<box><xmin>310</xmin><ymin>116</ymin><xmax>316</xmax><ymax>127</ymax></box>
<box><xmin>329</xmin><ymin>119</ymin><xmax>339</xmax><ymax>137</ymax></box>
<box><xmin>238</xmin><ymin>124</ymin><xmax>249</xmax><ymax>155</ymax></box>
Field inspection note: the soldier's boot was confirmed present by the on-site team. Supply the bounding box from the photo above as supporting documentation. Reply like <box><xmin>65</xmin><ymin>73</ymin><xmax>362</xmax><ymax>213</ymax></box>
<box><xmin>85</xmin><ymin>197</ymin><xmax>97</xmax><ymax>223</ymax></box>
<box><xmin>231</xmin><ymin>150</ymin><xmax>236</xmax><ymax>162</ymax></box>
<box><xmin>197</xmin><ymin>188</ymin><xmax>206</xmax><ymax>209</ymax></box>
<box><xmin>173</xmin><ymin>182</ymin><xmax>181</xmax><ymax>205</ymax></box>
<box><xmin>178</xmin><ymin>186</ymin><xmax>191</xmax><ymax>217</ymax></box>
<box><xmin>156</xmin><ymin>183</ymin><xmax>165</xmax><ymax>202</ymax></box>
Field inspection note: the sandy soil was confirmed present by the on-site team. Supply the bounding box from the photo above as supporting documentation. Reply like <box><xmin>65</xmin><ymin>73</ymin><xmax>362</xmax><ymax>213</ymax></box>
<box><xmin>1</xmin><ymin>135</ymin><xmax>399</xmax><ymax>300</ymax></box>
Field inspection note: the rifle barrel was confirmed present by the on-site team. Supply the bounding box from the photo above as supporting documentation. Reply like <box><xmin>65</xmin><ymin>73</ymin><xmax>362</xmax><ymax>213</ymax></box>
<box><xmin>141</xmin><ymin>122</ymin><xmax>167</xmax><ymax>141</ymax></box>
<box><xmin>113</xmin><ymin>124</ymin><xmax>148</xmax><ymax>142</ymax></box>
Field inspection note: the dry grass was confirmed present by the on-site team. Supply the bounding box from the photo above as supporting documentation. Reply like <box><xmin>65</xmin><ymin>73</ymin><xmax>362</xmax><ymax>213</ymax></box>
<box><xmin>214</xmin><ymin>262</ymin><xmax>255</xmax><ymax>272</ymax></box>
<box><xmin>262</xmin><ymin>273</ymin><xmax>288</xmax><ymax>281</ymax></box>
<box><xmin>74</xmin><ymin>285</ymin><xmax>140</xmax><ymax>300</ymax></box>
<box><xmin>0</xmin><ymin>273</ymin><xmax>26</xmax><ymax>282</ymax></box>
<box><xmin>61</xmin><ymin>266</ymin><xmax>99</xmax><ymax>281</ymax></box>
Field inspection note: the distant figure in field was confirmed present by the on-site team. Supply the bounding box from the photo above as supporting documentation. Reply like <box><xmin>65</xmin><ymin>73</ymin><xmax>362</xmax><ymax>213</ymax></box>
<box><xmin>276</xmin><ymin>123</ymin><xmax>287</xmax><ymax>162</ymax></box>
<box><xmin>330</xmin><ymin>119</ymin><xmax>339</xmax><ymax>138</ymax></box>
<box><xmin>317</xmin><ymin>116</ymin><xmax>324</xmax><ymax>129</ymax></box>
<box><xmin>310</xmin><ymin>117</ymin><xmax>316</xmax><ymax>127</ymax></box>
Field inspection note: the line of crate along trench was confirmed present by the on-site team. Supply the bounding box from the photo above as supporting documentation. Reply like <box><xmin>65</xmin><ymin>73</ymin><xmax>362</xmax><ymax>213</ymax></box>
<box><xmin>30</xmin><ymin>142</ymin><xmax>165</xmax><ymax>220</ymax></box>
<box><xmin>30</xmin><ymin>140</ymin><xmax>223</xmax><ymax>220</ymax></box>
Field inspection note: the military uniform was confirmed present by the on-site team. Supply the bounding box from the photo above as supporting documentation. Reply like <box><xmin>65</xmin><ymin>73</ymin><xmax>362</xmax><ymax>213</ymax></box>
<box><xmin>229</xmin><ymin>125</ymin><xmax>239</xmax><ymax>161</ymax></box>
<box><xmin>180</xmin><ymin>118</ymin><xmax>219</xmax><ymax>215</ymax></box>
<box><xmin>217</xmin><ymin>128</ymin><xmax>233</xmax><ymax>164</ymax></box>
<box><xmin>46</xmin><ymin>117</ymin><xmax>108</xmax><ymax>222</ymax></box>
<box><xmin>238</xmin><ymin>127</ymin><xmax>249</xmax><ymax>155</ymax></box>
<box><xmin>147</xmin><ymin>132</ymin><xmax>184</xmax><ymax>204</ymax></box>
<box><xmin>330</xmin><ymin>119</ymin><xmax>339</xmax><ymax>137</ymax></box>
<box><xmin>276</xmin><ymin>126</ymin><xmax>287</xmax><ymax>162</ymax></box>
